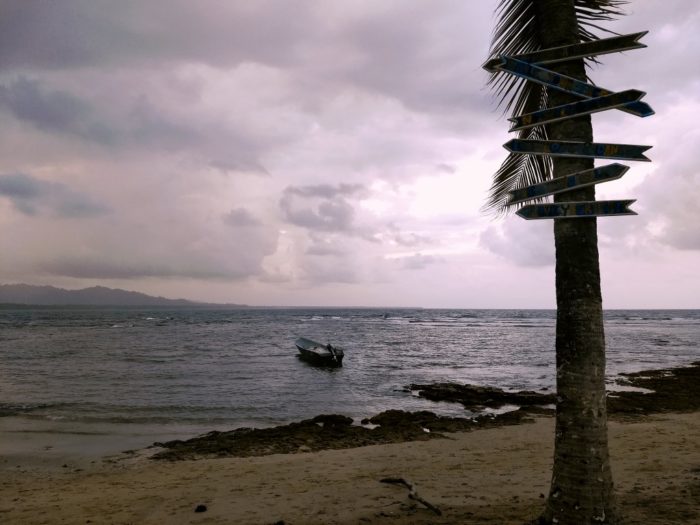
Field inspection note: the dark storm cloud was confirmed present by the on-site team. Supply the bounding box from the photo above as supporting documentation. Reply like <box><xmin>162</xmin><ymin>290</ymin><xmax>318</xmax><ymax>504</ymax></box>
<box><xmin>223</xmin><ymin>208</ymin><xmax>261</xmax><ymax>227</ymax></box>
<box><xmin>0</xmin><ymin>0</ymin><xmax>500</xmax><ymax>195</ymax></box>
<box><xmin>1</xmin><ymin>1</ymin><xmax>493</xmax><ymax>125</ymax></box>
<box><xmin>0</xmin><ymin>0</ymin><xmax>312</xmax><ymax>70</ymax></box>
<box><xmin>0</xmin><ymin>173</ymin><xmax>109</xmax><ymax>217</ymax></box>
<box><xmin>0</xmin><ymin>77</ymin><xmax>269</xmax><ymax>170</ymax></box>
<box><xmin>0</xmin><ymin>77</ymin><xmax>187</xmax><ymax>147</ymax></box>
<box><xmin>332</xmin><ymin>2</ymin><xmax>491</xmax><ymax>116</ymax></box>
<box><xmin>127</xmin><ymin>95</ymin><xmax>199</xmax><ymax>149</ymax></box>
<box><xmin>280</xmin><ymin>183</ymin><xmax>368</xmax><ymax>233</ymax></box>
<box><xmin>0</xmin><ymin>77</ymin><xmax>115</xmax><ymax>143</ymax></box>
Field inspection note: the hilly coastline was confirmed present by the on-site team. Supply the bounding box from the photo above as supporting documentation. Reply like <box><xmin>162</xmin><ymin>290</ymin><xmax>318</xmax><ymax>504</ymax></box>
<box><xmin>0</xmin><ymin>284</ymin><xmax>244</xmax><ymax>307</ymax></box>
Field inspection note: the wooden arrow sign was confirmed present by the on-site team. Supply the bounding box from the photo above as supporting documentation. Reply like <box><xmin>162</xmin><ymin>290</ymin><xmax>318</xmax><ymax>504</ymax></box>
<box><xmin>504</xmin><ymin>139</ymin><xmax>652</xmax><ymax>161</ymax></box>
<box><xmin>516</xmin><ymin>200</ymin><xmax>637</xmax><ymax>220</ymax></box>
<box><xmin>508</xmin><ymin>163</ymin><xmax>630</xmax><ymax>205</ymax></box>
<box><xmin>509</xmin><ymin>89</ymin><xmax>646</xmax><ymax>131</ymax></box>
<box><xmin>483</xmin><ymin>31</ymin><xmax>648</xmax><ymax>71</ymax></box>
<box><xmin>486</xmin><ymin>57</ymin><xmax>654</xmax><ymax>118</ymax></box>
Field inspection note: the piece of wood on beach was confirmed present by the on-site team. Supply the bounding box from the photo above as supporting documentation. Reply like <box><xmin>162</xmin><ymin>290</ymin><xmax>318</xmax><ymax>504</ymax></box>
<box><xmin>380</xmin><ymin>477</ymin><xmax>442</xmax><ymax>515</ymax></box>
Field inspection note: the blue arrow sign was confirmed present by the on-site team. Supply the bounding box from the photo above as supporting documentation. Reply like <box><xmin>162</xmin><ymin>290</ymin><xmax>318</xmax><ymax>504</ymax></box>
<box><xmin>486</xmin><ymin>57</ymin><xmax>654</xmax><ymax>118</ymax></box>
<box><xmin>516</xmin><ymin>200</ymin><xmax>637</xmax><ymax>220</ymax></box>
<box><xmin>484</xmin><ymin>31</ymin><xmax>648</xmax><ymax>71</ymax></box>
<box><xmin>509</xmin><ymin>90</ymin><xmax>646</xmax><ymax>131</ymax></box>
<box><xmin>508</xmin><ymin>163</ymin><xmax>630</xmax><ymax>205</ymax></box>
<box><xmin>504</xmin><ymin>139</ymin><xmax>652</xmax><ymax>161</ymax></box>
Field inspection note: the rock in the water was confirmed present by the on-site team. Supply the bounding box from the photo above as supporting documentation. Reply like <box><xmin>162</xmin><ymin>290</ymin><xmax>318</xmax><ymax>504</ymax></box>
<box><xmin>607</xmin><ymin>361</ymin><xmax>700</xmax><ymax>416</ymax></box>
<box><xmin>408</xmin><ymin>382</ymin><xmax>556</xmax><ymax>409</ymax></box>
<box><xmin>194</xmin><ymin>504</ymin><xmax>207</xmax><ymax>513</ymax></box>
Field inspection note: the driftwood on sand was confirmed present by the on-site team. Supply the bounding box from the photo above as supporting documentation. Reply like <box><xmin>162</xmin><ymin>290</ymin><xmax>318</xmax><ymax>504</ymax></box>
<box><xmin>380</xmin><ymin>477</ymin><xmax>442</xmax><ymax>515</ymax></box>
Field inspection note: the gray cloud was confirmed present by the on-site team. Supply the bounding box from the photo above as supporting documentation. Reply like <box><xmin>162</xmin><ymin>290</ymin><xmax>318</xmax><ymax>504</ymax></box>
<box><xmin>636</xmin><ymin>158</ymin><xmax>700</xmax><ymax>252</ymax></box>
<box><xmin>0</xmin><ymin>1</ymin><xmax>697</xmax><ymax>307</ymax></box>
<box><xmin>330</xmin><ymin>2</ymin><xmax>492</xmax><ymax>118</ymax></box>
<box><xmin>0</xmin><ymin>77</ymin><xmax>114</xmax><ymax>143</ymax></box>
<box><xmin>0</xmin><ymin>76</ymin><xmax>273</xmax><ymax>175</ymax></box>
<box><xmin>0</xmin><ymin>1</ymin><xmax>494</xmax><ymax>129</ymax></box>
<box><xmin>0</xmin><ymin>173</ymin><xmax>109</xmax><ymax>218</ymax></box>
<box><xmin>0</xmin><ymin>0</ymin><xmax>312</xmax><ymax>71</ymax></box>
<box><xmin>299</xmin><ymin>254</ymin><xmax>360</xmax><ymax>285</ymax></box>
<box><xmin>280</xmin><ymin>183</ymin><xmax>368</xmax><ymax>233</ymax></box>
<box><xmin>38</xmin><ymin>258</ymin><xmax>214</xmax><ymax>280</ymax></box>
<box><xmin>436</xmin><ymin>163</ymin><xmax>457</xmax><ymax>174</ymax></box>
<box><xmin>34</xmin><ymin>218</ymin><xmax>279</xmax><ymax>280</ymax></box>
<box><xmin>283</xmin><ymin>184</ymin><xmax>367</xmax><ymax>199</ymax></box>
<box><xmin>306</xmin><ymin>242</ymin><xmax>347</xmax><ymax>257</ymax></box>
<box><xmin>387</xmin><ymin>226</ymin><xmax>433</xmax><ymax>248</ymax></box>
<box><xmin>399</xmin><ymin>253</ymin><xmax>443</xmax><ymax>270</ymax></box>
<box><xmin>209</xmin><ymin>159</ymin><xmax>269</xmax><ymax>176</ymax></box>
<box><xmin>480</xmin><ymin>219</ymin><xmax>554</xmax><ymax>267</ymax></box>
<box><xmin>223</xmin><ymin>208</ymin><xmax>261</xmax><ymax>227</ymax></box>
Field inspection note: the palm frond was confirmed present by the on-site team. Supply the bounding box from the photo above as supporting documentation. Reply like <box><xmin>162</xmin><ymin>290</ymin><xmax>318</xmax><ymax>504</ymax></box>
<box><xmin>484</xmin><ymin>0</ymin><xmax>626</xmax><ymax>214</ymax></box>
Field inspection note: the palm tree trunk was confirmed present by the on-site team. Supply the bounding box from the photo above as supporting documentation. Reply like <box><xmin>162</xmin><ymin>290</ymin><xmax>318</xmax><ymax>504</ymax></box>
<box><xmin>532</xmin><ymin>1</ymin><xmax>619</xmax><ymax>523</ymax></box>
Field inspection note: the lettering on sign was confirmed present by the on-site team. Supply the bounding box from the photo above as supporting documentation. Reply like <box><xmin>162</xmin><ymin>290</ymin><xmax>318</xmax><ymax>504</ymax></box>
<box><xmin>485</xmin><ymin>57</ymin><xmax>654</xmax><ymax>118</ymax></box>
<box><xmin>508</xmin><ymin>164</ymin><xmax>630</xmax><ymax>205</ymax></box>
<box><xmin>483</xmin><ymin>31</ymin><xmax>648</xmax><ymax>70</ymax></box>
<box><xmin>516</xmin><ymin>200</ymin><xmax>637</xmax><ymax>220</ymax></box>
<box><xmin>509</xmin><ymin>90</ymin><xmax>646</xmax><ymax>131</ymax></box>
<box><xmin>504</xmin><ymin>139</ymin><xmax>651</xmax><ymax>161</ymax></box>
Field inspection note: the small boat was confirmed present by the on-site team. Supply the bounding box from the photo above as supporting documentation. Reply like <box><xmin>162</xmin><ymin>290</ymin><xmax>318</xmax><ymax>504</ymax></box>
<box><xmin>295</xmin><ymin>337</ymin><xmax>344</xmax><ymax>367</ymax></box>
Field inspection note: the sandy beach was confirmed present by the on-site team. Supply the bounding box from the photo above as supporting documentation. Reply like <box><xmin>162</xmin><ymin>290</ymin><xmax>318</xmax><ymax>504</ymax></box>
<box><xmin>1</xmin><ymin>411</ymin><xmax>698</xmax><ymax>525</ymax></box>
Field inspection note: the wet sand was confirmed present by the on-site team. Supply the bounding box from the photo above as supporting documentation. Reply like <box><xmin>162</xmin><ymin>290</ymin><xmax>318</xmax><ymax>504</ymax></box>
<box><xmin>1</xmin><ymin>412</ymin><xmax>698</xmax><ymax>525</ymax></box>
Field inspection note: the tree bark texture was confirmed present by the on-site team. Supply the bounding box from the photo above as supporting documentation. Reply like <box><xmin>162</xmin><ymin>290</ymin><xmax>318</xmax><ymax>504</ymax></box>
<box><xmin>533</xmin><ymin>1</ymin><xmax>618</xmax><ymax>524</ymax></box>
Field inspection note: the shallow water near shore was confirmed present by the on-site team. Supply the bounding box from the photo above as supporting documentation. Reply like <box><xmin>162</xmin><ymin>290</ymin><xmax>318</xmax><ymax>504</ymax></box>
<box><xmin>1</xmin><ymin>307</ymin><xmax>699</xmax><ymax>460</ymax></box>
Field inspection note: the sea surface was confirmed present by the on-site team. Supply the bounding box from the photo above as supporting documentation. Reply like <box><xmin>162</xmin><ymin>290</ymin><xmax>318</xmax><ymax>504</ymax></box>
<box><xmin>1</xmin><ymin>308</ymin><xmax>699</xmax><ymax>457</ymax></box>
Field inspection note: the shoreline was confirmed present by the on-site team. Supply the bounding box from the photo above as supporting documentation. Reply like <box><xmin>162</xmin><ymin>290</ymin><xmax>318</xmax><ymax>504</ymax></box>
<box><xmin>148</xmin><ymin>360</ymin><xmax>700</xmax><ymax>461</ymax></box>
<box><xmin>1</xmin><ymin>361</ymin><xmax>698</xmax><ymax>469</ymax></box>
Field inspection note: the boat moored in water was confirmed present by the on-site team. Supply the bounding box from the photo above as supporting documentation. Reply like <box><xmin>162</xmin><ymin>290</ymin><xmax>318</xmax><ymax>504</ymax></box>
<box><xmin>295</xmin><ymin>337</ymin><xmax>344</xmax><ymax>367</ymax></box>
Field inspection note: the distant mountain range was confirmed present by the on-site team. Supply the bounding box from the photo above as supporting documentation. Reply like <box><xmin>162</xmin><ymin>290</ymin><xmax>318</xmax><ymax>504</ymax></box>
<box><xmin>0</xmin><ymin>284</ymin><xmax>245</xmax><ymax>307</ymax></box>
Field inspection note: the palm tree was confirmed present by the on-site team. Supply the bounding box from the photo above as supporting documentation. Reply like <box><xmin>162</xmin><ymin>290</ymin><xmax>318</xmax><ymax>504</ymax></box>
<box><xmin>485</xmin><ymin>0</ymin><xmax>628</xmax><ymax>523</ymax></box>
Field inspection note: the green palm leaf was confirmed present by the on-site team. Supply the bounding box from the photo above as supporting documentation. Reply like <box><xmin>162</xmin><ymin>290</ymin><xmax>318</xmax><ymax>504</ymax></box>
<box><xmin>484</xmin><ymin>0</ymin><xmax>626</xmax><ymax>215</ymax></box>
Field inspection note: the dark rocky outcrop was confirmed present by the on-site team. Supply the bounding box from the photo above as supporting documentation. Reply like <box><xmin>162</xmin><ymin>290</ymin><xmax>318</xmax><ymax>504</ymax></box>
<box><xmin>407</xmin><ymin>383</ymin><xmax>555</xmax><ymax>410</ymax></box>
<box><xmin>607</xmin><ymin>361</ymin><xmax>700</xmax><ymax>417</ymax></box>
<box><xmin>409</xmin><ymin>362</ymin><xmax>700</xmax><ymax>418</ymax></box>
<box><xmin>151</xmin><ymin>409</ymin><xmax>537</xmax><ymax>461</ymax></box>
<box><xmin>150</xmin><ymin>362</ymin><xmax>700</xmax><ymax>461</ymax></box>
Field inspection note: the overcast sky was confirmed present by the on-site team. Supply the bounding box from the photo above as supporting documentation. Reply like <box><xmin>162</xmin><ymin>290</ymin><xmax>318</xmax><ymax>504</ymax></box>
<box><xmin>0</xmin><ymin>1</ymin><xmax>698</xmax><ymax>308</ymax></box>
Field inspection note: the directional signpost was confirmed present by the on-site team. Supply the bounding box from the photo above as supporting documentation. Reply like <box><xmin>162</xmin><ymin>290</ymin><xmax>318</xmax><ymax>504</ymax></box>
<box><xmin>486</xmin><ymin>31</ymin><xmax>652</xmax><ymax>220</ymax></box>
<box><xmin>516</xmin><ymin>200</ymin><xmax>637</xmax><ymax>220</ymax></box>
<box><xmin>509</xmin><ymin>89</ymin><xmax>646</xmax><ymax>131</ymax></box>
<box><xmin>484</xmin><ymin>57</ymin><xmax>653</xmax><ymax>118</ymax></box>
<box><xmin>508</xmin><ymin>163</ymin><xmax>629</xmax><ymax>205</ymax></box>
<box><xmin>504</xmin><ymin>139</ymin><xmax>652</xmax><ymax>162</ymax></box>
<box><xmin>483</xmin><ymin>31</ymin><xmax>648</xmax><ymax>71</ymax></box>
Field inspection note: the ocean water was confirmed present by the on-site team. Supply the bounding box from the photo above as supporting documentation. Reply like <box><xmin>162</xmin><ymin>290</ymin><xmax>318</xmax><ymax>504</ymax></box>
<box><xmin>1</xmin><ymin>308</ymin><xmax>698</xmax><ymax>445</ymax></box>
